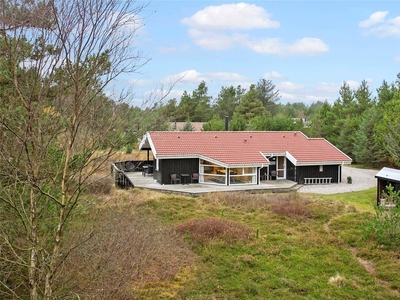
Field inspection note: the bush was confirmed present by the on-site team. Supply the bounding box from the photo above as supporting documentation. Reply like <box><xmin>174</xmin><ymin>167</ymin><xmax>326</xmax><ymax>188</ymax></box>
<box><xmin>173</xmin><ymin>217</ymin><xmax>253</xmax><ymax>246</ymax></box>
<box><xmin>364</xmin><ymin>207</ymin><xmax>400</xmax><ymax>248</ymax></box>
<box><xmin>204</xmin><ymin>191</ymin><xmax>301</xmax><ymax>210</ymax></box>
<box><xmin>60</xmin><ymin>210</ymin><xmax>195</xmax><ymax>299</ymax></box>
<box><xmin>125</xmin><ymin>143</ymin><xmax>133</xmax><ymax>154</ymax></box>
<box><xmin>364</xmin><ymin>184</ymin><xmax>400</xmax><ymax>248</ymax></box>
<box><xmin>269</xmin><ymin>199</ymin><xmax>313</xmax><ymax>219</ymax></box>
<box><xmin>85</xmin><ymin>176</ymin><xmax>113</xmax><ymax>195</ymax></box>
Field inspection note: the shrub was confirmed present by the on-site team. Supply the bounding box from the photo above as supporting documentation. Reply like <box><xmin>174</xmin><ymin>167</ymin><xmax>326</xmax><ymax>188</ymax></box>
<box><xmin>173</xmin><ymin>217</ymin><xmax>253</xmax><ymax>246</ymax></box>
<box><xmin>364</xmin><ymin>184</ymin><xmax>400</xmax><ymax>248</ymax></box>
<box><xmin>364</xmin><ymin>207</ymin><xmax>400</xmax><ymax>248</ymax></box>
<box><xmin>269</xmin><ymin>199</ymin><xmax>313</xmax><ymax>219</ymax></box>
<box><xmin>60</xmin><ymin>210</ymin><xmax>195</xmax><ymax>299</ymax></box>
<box><xmin>125</xmin><ymin>143</ymin><xmax>133</xmax><ymax>154</ymax></box>
<box><xmin>85</xmin><ymin>176</ymin><xmax>113</xmax><ymax>195</ymax></box>
<box><xmin>204</xmin><ymin>191</ymin><xmax>302</xmax><ymax>210</ymax></box>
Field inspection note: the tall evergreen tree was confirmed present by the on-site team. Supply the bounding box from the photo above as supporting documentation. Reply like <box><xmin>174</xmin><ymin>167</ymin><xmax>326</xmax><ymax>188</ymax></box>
<box><xmin>214</xmin><ymin>85</ymin><xmax>244</xmax><ymax>119</ymax></box>
<box><xmin>233</xmin><ymin>84</ymin><xmax>266</xmax><ymax>121</ymax></box>
<box><xmin>353</xmin><ymin>106</ymin><xmax>381</xmax><ymax>166</ymax></box>
<box><xmin>256</xmin><ymin>78</ymin><xmax>281</xmax><ymax>115</ymax></box>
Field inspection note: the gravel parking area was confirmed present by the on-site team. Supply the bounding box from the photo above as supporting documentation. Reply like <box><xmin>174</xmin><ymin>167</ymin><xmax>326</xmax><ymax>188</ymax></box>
<box><xmin>297</xmin><ymin>166</ymin><xmax>378</xmax><ymax>194</ymax></box>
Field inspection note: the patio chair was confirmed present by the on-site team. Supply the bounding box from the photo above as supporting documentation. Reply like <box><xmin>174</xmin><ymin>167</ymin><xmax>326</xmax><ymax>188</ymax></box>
<box><xmin>124</xmin><ymin>161</ymin><xmax>135</xmax><ymax>172</ymax></box>
<box><xmin>191</xmin><ymin>172</ymin><xmax>199</xmax><ymax>183</ymax></box>
<box><xmin>270</xmin><ymin>170</ymin><xmax>277</xmax><ymax>180</ymax></box>
<box><xmin>170</xmin><ymin>173</ymin><xmax>181</xmax><ymax>184</ymax></box>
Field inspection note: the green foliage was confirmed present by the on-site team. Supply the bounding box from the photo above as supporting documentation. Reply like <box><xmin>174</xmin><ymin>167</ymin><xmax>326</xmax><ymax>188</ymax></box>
<box><xmin>353</xmin><ymin>107</ymin><xmax>382</xmax><ymax>165</ymax></box>
<box><xmin>214</xmin><ymin>85</ymin><xmax>245</xmax><ymax>119</ymax></box>
<box><xmin>233</xmin><ymin>84</ymin><xmax>266</xmax><ymax>121</ymax></box>
<box><xmin>228</xmin><ymin>115</ymin><xmax>247</xmax><ymax>131</ymax></box>
<box><xmin>364</xmin><ymin>207</ymin><xmax>400</xmax><ymax>248</ymax></box>
<box><xmin>202</xmin><ymin>115</ymin><xmax>225</xmax><ymax>131</ymax></box>
<box><xmin>247</xmin><ymin>115</ymin><xmax>271</xmax><ymax>130</ymax></box>
<box><xmin>182</xmin><ymin>120</ymin><xmax>195</xmax><ymax>131</ymax></box>
<box><xmin>364</xmin><ymin>184</ymin><xmax>400</xmax><ymax>248</ymax></box>
<box><xmin>109</xmin><ymin>188</ymin><xmax>400</xmax><ymax>299</ymax></box>
<box><xmin>125</xmin><ymin>144</ymin><xmax>133</xmax><ymax>154</ymax></box>
<box><xmin>256</xmin><ymin>78</ymin><xmax>281</xmax><ymax>115</ymax></box>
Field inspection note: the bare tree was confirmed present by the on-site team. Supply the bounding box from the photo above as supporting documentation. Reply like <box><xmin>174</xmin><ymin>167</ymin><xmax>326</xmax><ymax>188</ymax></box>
<box><xmin>0</xmin><ymin>0</ymin><xmax>163</xmax><ymax>299</ymax></box>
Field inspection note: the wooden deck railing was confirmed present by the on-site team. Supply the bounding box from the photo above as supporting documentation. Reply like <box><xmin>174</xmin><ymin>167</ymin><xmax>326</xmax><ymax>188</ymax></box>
<box><xmin>303</xmin><ymin>177</ymin><xmax>332</xmax><ymax>184</ymax></box>
<box><xmin>111</xmin><ymin>162</ymin><xmax>135</xmax><ymax>189</ymax></box>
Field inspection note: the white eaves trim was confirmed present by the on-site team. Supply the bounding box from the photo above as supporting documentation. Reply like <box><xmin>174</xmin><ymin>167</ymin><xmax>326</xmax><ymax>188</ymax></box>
<box><xmin>138</xmin><ymin>132</ymin><xmax>158</xmax><ymax>157</ymax></box>
<box><xmin>286</xmin><ymin>151</ymin><xmax>297</xmax><ymax>165</ymax></box>
<box><xmin>295</xmin><ymin>161</ymin><xmax>352</xmax><ymax>166</ymax></box>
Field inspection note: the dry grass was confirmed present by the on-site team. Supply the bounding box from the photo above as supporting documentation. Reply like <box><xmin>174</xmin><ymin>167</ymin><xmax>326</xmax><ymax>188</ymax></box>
<box><xmin>173</xmin><ymin>217</ymin><xmax>254</xmax><ymax>246</ymax></box>
<box><xmin>204</xmin><ymin>191</ymin><xmax>304</xmax><ymax>210</ymax></box>
<box><xmin>85</xmin><ymin>176</ymin><xmax>113</xmax><ymax>195</ymax></box>
<box><xmin>328</xmin><ymin>273</ymin><xmax>346</xmax><ymax>288</ymax></box>
<box><xmin>58</xmin><ymin>189</ymin><xmax>196</xmax><ymax>299</ymax></box>
<box><xmin>269</xmin><ymin>198</ymin><xmax>314</xmax><ymax>219</ymax></box>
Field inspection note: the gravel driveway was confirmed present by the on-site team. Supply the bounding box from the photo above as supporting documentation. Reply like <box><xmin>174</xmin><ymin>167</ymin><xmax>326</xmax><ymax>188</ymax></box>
<box><xmin>297</xmin><ymin>166</ymin><xmax>378</xmax><ymax>194</ymax></box>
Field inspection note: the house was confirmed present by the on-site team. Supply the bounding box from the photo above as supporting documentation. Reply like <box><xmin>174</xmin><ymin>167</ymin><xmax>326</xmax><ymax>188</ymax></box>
<box><xmin>138</xmin><ymin>131</ymin><xmax>352</xmax><ymax>186</ymax></box>
<box><xmin>375</xmin><ymin>167</ymin><xmax>400</xmax><ymax>206</ymax></box>
<box><xmin>169</xmin><ymin>122</ymin><xmax>205</xmax><ymax>131</ymax></box>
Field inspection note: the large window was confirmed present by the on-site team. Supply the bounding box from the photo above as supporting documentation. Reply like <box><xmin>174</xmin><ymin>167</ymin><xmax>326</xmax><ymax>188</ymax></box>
<box><xmin>200</xmin><ymin>159</ymin><xmax>256</xmax><ymax>185</ymax></box>
<box><xmin>229</xmin><ymin>167</ymin><xmax>256</xmax><ymax>184</ymax></box>
<box><xmin>200</xmin><ymin>159</ymin><xmax>226</xmax><ymax>184</ymax></box>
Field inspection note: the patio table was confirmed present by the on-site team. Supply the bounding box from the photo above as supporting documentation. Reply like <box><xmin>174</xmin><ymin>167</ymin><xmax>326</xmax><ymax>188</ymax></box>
<box><xmin>180</xmin><ymin>174</ymin><xmax>190</xmax><ymax>185</ymax></box>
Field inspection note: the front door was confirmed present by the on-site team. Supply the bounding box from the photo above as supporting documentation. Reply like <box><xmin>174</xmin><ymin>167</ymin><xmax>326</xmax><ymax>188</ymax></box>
<box><xmin>276</xmin><ymin>156</ymin><xmax>286</xmax><ymax>179</ymax></box>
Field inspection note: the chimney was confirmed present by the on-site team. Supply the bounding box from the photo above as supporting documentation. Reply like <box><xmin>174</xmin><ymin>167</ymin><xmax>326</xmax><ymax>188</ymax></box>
<box><xmin>225</xmin><ymin>116</ymin><xmax>229</xmax><ymax>131</ymax></box>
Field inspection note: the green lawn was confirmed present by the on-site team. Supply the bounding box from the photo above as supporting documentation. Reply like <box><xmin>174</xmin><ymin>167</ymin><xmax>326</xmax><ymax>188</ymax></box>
<box><xmin>129</xmin><ymin>189</ymin><xmax>399</xmax><ymax>299</ymax></box>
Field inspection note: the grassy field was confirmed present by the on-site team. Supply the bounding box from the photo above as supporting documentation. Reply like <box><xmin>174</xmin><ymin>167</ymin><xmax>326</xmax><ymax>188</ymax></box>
<box><xmin>82</xmin><ymin>185</ymin><xmax>400</xmax><ymax>299</ymax></box>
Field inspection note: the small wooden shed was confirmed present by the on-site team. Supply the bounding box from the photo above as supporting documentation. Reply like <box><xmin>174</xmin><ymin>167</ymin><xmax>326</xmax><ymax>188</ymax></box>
<box><xmin>375</xmin><ymin>167</ymin><xmax>400</xmax><ymax>206</ymax></box>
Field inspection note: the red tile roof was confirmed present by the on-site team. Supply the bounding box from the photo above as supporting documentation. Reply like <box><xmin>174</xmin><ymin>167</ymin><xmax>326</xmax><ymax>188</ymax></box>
<box><xmin>142</xmin><ymin>131</ymin><xmax>352</xmax><ymax>166</ymax></box>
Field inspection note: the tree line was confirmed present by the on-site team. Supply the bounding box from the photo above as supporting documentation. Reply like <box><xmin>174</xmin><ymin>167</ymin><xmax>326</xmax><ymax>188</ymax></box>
<box><xmin>153</xmin><ymin>76</ymin><xmax>400</xmax><ymax>169</ymax></box>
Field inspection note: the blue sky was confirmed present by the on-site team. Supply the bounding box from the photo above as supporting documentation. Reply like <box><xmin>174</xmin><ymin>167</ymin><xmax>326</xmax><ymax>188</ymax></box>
<box><xmin>125</xmin><ymin>1</ymin><xmax>400</xmax><ymax>107</ymax></box>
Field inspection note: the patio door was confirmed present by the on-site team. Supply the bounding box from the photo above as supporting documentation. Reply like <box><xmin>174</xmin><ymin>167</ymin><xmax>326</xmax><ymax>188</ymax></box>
<box><xmin>276</xmin><ymin>156</ymin><xmax>286</xmax><ymax>179</ymax></box>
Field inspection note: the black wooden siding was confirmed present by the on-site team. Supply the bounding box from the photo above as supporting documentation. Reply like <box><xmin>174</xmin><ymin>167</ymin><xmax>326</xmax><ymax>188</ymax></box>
<box><xmin>296</xmin><ymin>165</ymin><xmax>341</xmax><ymax>183</ymax></box>
<box><xmin>155</xmin><ymin>158</ymin><xmax>199</xmax><ymax>184</ymax></box>
<box><xmin>286</xmin><ymin>160</ymin><xmax>296</xmax><ymax>182</ymax></box>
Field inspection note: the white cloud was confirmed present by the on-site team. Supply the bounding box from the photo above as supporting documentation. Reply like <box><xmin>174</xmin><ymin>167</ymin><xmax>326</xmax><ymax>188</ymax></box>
<box><xmin>279</xmin><ymin>81</ymin><xmax>306</xmax><ymax>92</ymax></box>
<box><xmin>187</xmin><ymin>30</ymin><xmax>247</xmax><ymax>50</ymax></box>
<box><xmin>346</xmin><ymin>80</ymin><xmax>359</xmax><ymax>89</ymax></box>
<box><xmin>394</xmin><ymin>56</ymin><xmax>400</xmax><ymax>62</ymax></box>
<box><xmin>359</xmin><ymin>11</ymin><xmax>388</xmax><ymax>28</ymax></box>
<box><xmin>263</xmin><ymin>71</ymin><xmax>285</xmax><ymax>81</ymax></box>
<box><xmin>246</xmin><ymin>37</ymin><xmax>328</xmax><ymax>56</ymax></box>
<box><xmin>280</xmin><ymin>92</ymin><xmax>298</xmax><ymax>100</ymax></box>
<box><xmin>162</xmin><ymin>70</ymin><xmax>249</xmax><ymax>86</ymax></box>
<box><xmin>305</xmin><ymin>95</ymin><xmax>333</xmax><ymax>103</ymax></box>
<box><xmin>181</xmin><ymin>2</ymin><xmax>280</xmax><ymax>31</ymax></box>
<box><xmin>314</xmin><ymin>82</ymin><xmax>341</xmax><ymax>93</ymax></box>
<box><xmin>360</xmin><ymin>11</ymin><xmax>400</xmax><ymax>38</ymax></box>
<box><xmin>181</xmin><ymin>3</ymin><xmax>327</xmax><ymax>56</ymax></box>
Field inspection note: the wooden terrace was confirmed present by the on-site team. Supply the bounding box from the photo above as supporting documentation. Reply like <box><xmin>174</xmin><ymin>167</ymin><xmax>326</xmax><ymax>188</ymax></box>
<box><xmin>122</xmin><ymin>171</ymin><xmax>300</xmax><ymax>197</ymax></box>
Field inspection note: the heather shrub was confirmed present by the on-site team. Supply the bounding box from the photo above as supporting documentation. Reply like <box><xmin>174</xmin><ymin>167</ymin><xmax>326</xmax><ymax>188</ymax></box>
<box><xmin>85</xmin><ymin>176</ymin><xmax>113</xmax><ymax>195</ymax></box>
<box><xmin>174</xmin><ymin>217</ymin><xmax>253</xmax><ymax>246</ymax></box>
<box><xmin>269</xmin><ymin>198</ymin><xmax>314</xmax><ymax>219</ymax></box>
<box><xmin>204</xmin><ymin>191</ymin><xmax>302</xmax><ymax>210</ymax></box>
<box><xmin>60</xmin><ymin>210</ymin><xmax>195</xmax><ymax>299</ymax></box>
